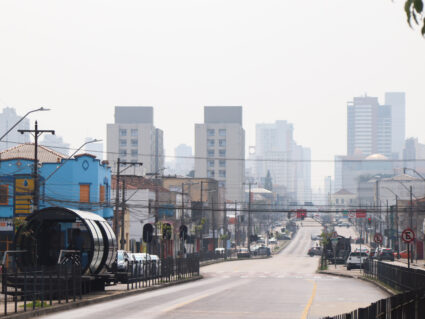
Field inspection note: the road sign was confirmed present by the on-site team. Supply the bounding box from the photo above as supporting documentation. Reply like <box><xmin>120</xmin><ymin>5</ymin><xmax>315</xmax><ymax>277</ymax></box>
<box><xmin>374</xmin><ymin>233</ymin><xmax>383</xmax><ymax>244</ymax></box>
<box><xmin>356</xmin><ymin>209</ymin><xmax>367</xmax><ymax>218</ymax></box>
<box><xmin>401</xmin><ymin>228</ymin><xmax>415</xmax><ymax>243</ymax></box>
<box><xmin>331</xmin><ymin>231</ymin><xmax>338</xmax><ymax>239</ymax></box>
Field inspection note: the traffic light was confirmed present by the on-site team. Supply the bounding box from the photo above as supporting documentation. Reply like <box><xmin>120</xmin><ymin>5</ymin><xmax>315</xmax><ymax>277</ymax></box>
<box><xmin>179</xmin><ymin>225</ymin><xmax>188</xmax><ymax>240</ymax></box>
<box><xmin>162</xmin><ymin>223</ymin><xmax>172</xmax><ymax>240</ymax></box>
<box><xmin>142</xmin><ymin>223</ymin><xmax>154</xmax><ymax>243</ymax></box>
<box><xmin>367</xmin><ymin>217</ymin><xmax>372</xmax><ymax>226</ymax></box>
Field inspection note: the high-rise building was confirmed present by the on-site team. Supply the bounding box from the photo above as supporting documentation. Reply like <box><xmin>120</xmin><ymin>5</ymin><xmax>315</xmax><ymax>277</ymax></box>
<box><xmin>347</xmin><ymin>95</ymin><xmax>392</xmax><ymax>158</ymax></box>
<box><xmin>403</xmin><ymin>137</ymin><xmax>425</xmax><ymax>172</ymax></box>
<box><xmin>194</xmin><ymin>106</ymin><xmax>245</xmax><ymax>202</ymax></box>
<box><xmin>174</xmin><ymin>144</ymin><xmax>194</xmax><ymax>176</ymax></box>
<box><xmin>385</xmin><ymin>92</ymin><xmax>406</xmax><ymax>158</ymax></box>
<box><xmin>107</xmin><ymin>106</ymin><xmax>164</xmax><ymax>175</ymax></box>
<box><xmin>252</xmin><ymin>120</ymin><xmax>311</xmax><ymax>204</ymax></box>
<box><xmin>41</xmin><ymin>134</ymin><xmax>70</xmax><ymax>156</ymax></box>
<box><xmin>0</xmin><ymin>107</ymin><xmax>30</xmax><ymax>151</ymax></box>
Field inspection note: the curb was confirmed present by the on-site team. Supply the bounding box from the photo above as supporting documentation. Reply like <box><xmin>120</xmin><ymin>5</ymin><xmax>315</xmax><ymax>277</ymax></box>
<box><xmin>4</xmin><ymin>276</ymin><xmax>203</xmax><ymax>319</ymax></box>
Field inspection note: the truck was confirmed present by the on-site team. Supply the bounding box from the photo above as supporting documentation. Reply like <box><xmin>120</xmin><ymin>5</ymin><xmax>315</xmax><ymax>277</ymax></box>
<box><xmin>324</xmin><ymin>235</ymin><xmax>351</xmax><ymax>264</ymax></box>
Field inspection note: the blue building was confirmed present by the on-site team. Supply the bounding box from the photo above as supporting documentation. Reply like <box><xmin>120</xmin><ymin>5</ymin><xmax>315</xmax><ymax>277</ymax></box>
<box><xmin>0</xmin><ymin>143</ymin><xmax>113</xmax><ymax>251</ymax></box>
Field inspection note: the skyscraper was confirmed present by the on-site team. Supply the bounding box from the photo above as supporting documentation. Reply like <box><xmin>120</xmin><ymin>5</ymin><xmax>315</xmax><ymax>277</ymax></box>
<box><xmin>347</xmin><ymin>95</ymin><xmax>392</xmax><ymax>158</ymax></box>
<box><xmin>107</xmin><ymin>106</ymin><xmax>164</xmax><ymax>175</ymax></box>
<box><xmin>385</xmin><ymin>92</ymin><xmax>406</xmax><ymax>158</ymax></box>
<box><xmin>0</xmin><ymin>107</ymin><xmax>30</xmax><ymax>151</ymax></box>
<box><xmin>174</xmin><ymin>144</ymin><xmax>194</xmax><ymax>176</ymax></box>
<box><xmin>194</xmin><ymin>106</ymin><xmax>245</xmax><ymax>202</ymax></box>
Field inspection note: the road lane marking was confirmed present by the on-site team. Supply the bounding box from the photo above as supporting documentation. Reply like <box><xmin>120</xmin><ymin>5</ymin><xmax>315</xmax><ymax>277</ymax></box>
<box><xmin>162</xmin><ymin>292</ymin><xmax>212</xmax><ymax>313</ymax></box>
<box><xmin>300</xmin><ymin>280</ymin><xmax>317</xmax><ymax>319</ymax></box>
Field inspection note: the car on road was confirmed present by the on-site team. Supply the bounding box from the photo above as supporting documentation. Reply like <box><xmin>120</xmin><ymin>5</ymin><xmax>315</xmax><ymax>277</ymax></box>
<box><xmin>377</xmin><ymin>248</ymin><xmax>394</xmax><ymax>261</ymax></box>
<box><xmin>346</xmin><ymin>251</ymin><xmax>369</xmax><ymax>270</ymax></box>
<box><xmin>307</xmin><ymin>246</ymin><xmax>322</xmax><ymax>257</ymax></box>
<box><xmin>237</xmin><ymin>248</ymin><xmax>251</xmax><ymax>259</ymax></box>
<box><xmin>311</xmin><ymin>234</ymin><xmax>321</xmax><ymax>241</ymax></box>
<box><xmin>253</xmin><ymin>246</ymin><xmax>271</xmax><ymax>256</ymax></box>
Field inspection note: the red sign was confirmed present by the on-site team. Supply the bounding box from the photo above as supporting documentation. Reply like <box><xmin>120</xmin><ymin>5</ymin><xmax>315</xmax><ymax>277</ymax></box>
<box><xmin>374</xmin><ymin>233</ymin><xmax>383</xmax><ymax>244</ymax></box>
<box><xmin>356</xmin><ymin>209</ymin><xmax>367</xmax><ymax>218</ymax></box>
<box><xmin>296</xmin><ymin>209</ymin><xmax>307</xmax><ymax>219</ymax></box>
<box><xmin>402</xmin><ymin>228</ymin><xmax>416</xmax><ymax>243</ymax></box>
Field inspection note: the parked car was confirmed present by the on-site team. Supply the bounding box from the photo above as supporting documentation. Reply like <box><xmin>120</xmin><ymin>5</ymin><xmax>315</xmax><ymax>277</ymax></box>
<box><xmin>268</xmin><ymin>238</ymin><xmax>277</xmax><ymax>244</ymax></box>
<box><xmin>116</xmin><ymin>250</ymin><xmax>131</xmax><ymax>271</ymax></box>
<box><xmin>394</xmin><ymin>250</ymin><xmax>411</xmax><ymax>259</ymax></box>
<box><xmin>254</xmin><ymin>246</ymin><xmax>271</xmax><ymax>256</ymax></box>
<box><xmin>346</xmin><ymin>251</ymin><xmax>369</xmax><ymax>270</ymax></box>
<box><xmin>308</xmin><ymin>246</ymin><xmax>322</xmax><ymax>257</ymax></box>
<box><xmin>377</xmin><ymin>248</ymin><xmax>394</xmax><ymax>261</ymax></box>
<box><xmin>237</xmin><ymin>248</ymin><xmax>251</xmax><ymax>259</ymax></box>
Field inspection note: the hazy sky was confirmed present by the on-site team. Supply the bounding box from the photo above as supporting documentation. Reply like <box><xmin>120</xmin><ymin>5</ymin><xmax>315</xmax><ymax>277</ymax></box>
<box><xmin>1</xmin><ymin>0</ymin><xmax>424</xmax><ymax>190</ymax></box>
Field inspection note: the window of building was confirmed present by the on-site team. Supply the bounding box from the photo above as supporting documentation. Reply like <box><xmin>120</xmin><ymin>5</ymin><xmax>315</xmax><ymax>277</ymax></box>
<box><xmin>219</xmin><ymin>129</ymin><xmax>226</xmax><ymax>137</ymax></box>
<box><xmin>207</xmin><ymin>139</ymin><xmax>215</xmax><ymax>147</ymax></box>
<box><xmin>119</xmin><ymin>149</ymin><xmax>127</xmax><ymax>157</ymax></box>
<box><xmin>131</xmin><ymin>149</ymin><xmax>138</xmax><ymax>157</ymax></box>
<box><xmin>219</xmin><ymin>170</ymin><xmax>226</xmax><ymax>178</ymax></box>
<box><xmin>131</xmin><ymin>129</ymin><xmax>138</xmax><ymax>137</ymax></box>
<box><xmin>119</xmin><ymin>129</ymin><xmax>127</xmax><ymax>137</ymax></box>
<box><xmin>207</xmin><ymin>170</ymin><xmax>215</xmax><ymax>178</ymax></box>
<box><xmin>207</xmin><ymin>129</ymin><xmax>215</xmax><ymax>136</ymax></box>
<box><xmin>341</xmin><ymin>199</ymin><xmax>345</xmax><ymax>204</ymax></box>
<box><xmin>219</xmin><ymin>149</ymin><xmax>226</xmax><ymax>157</ymax></box>
<box><xmin>119</xmin><ymin>139</ymin><xmax>127</xmax><ymax>147</ymax></box>
<box><xmin>207</xmin><ymin>150</ymin><xmax>214</xmax><ymax>157</ymax></box>
<box><xmin>350</xmin><ymin>199</ymin><xmax>353</xmax><ymax>204</ymax></box>
<box><xmin>0</xmin><ymin>185</ymin><xmax>8</xmax><ymax>205</ymax></box>
<box><xmin>218</xmin><ymin>181</ymin><xmax>226</xmax><ymax>188</ymax></box>
<box><xmin>99</xmin><ymin>185</ymin><xmax>105</xmax><ymax>203</ymax></box>
<box><xmin>336</xmin><ymin>199</ymin><xmax>339</xmax><ymax>204</ymax></box>
<box><xmin>131</xmin><ymin>139</ymin><xmax>138</xmax><ymax>147</ymax></box>
<box><xmin>80</xmin><ymin>184</ymin><xmax>90</xmax><ymax>203</ymax></box>
<box><xmin>219</xmin><ymin>160</ymin><xmax>226</xmax><ymax>167</ymax></box>
<box><xmin>208</xmin><ymin>160</ymin><xmax>214</xmax><ymax>168</ymax></box>
<box><xmin>219</xmin><ymin>139</ymin><xmax>226</xmax><ymax>147</ymax></box>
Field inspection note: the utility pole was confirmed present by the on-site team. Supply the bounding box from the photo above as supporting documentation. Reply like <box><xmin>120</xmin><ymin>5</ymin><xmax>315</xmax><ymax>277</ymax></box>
<box><xmin>120</xmin><ymin>180</ymin><xmax>126</xmax><ymax>250</ymax></box>
<box><xmin>248</xmin><ymin>182</ymin><xmax>252</xmax><ymax>252</ymax></box>
<box><xmin>212</xmin><ymin>195</ymin><xmax>216</xmax><ymax>251</ymax></box>
<box><xmin>114</xmin><ymin>158</ymin><xmax>121</xmax><ymax>237</ymax></box>
<box><xmin>410</xmin><ymin>185</ymin><xmax>414</xmax><ymax>263</ymax></box>
<box><xmin>180</xmin><ymin>183</ymin><xmax>185</xmax><ymax>255</ymax></box>
<box><xmin>200</xmin><ymin>181</ymin><xmax>203</xmax><ymax>252</ymax></box>
<box><xmin>18</xmin><ymin>121</ymin><xmax>55</xmax><ymax>211</ymax></box>
<box><xmin>234</xmin><ymin>201</ymin><xmax>238</xmax><ymax>246</ymax></box>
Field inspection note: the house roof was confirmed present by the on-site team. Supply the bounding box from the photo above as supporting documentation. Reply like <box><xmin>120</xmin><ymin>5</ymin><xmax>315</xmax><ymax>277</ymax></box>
<box><xmin>381</xmin><ymin>174</ymin><xmax>422</xmax><ymax>182</ymax></box>
<box><xmin>333</xmin><ymin>189</ymin><xmax>354</xmax><ymax>195</ymax></box>
<box><xmin>0</xmin><ymin>143</ymin><xmax>66</xmax><ymax>163</ymax></box>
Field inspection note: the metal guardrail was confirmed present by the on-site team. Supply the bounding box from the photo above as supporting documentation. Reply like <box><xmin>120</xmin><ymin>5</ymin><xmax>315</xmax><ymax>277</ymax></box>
<box><xmin>322</xmin><ymin>260</ymin><xmax>425</xmax><ymax>318</ymax></box>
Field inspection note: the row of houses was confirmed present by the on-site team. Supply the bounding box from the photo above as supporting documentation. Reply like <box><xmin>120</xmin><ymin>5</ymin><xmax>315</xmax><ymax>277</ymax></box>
<box><xmin>0</xmin><ymin>143</ymin><xmax>255</xmax><ymax>257</ymax></box>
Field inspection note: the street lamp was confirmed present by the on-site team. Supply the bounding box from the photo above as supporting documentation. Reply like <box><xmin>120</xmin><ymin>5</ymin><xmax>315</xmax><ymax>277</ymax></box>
<box><xmin>382</xmin><ymin>186</ymin><xmax>399</xmax><ymax>253</ymax></box>
<box><xmin>0</xmin><ymin>107</ymin><xmax>50</xmax><ymax>142</ymax></box>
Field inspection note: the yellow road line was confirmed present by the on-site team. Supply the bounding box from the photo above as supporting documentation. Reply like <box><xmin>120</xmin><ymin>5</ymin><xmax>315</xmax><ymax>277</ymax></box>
<box><xmin>300</xmin><ymin>280</ymin><xmax>317</xmax><ymax>319</ymax></box>
<box><xmin>162</xmin><ymin>293</ymin><xmax>211</xmax><ymax>313</ymax></box>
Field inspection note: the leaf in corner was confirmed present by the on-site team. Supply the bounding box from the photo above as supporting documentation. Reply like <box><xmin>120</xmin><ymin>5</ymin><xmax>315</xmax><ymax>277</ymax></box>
<box><xmin>414</xmin><ymin>0</ymin><xmax>424</xmax><ymax>13</ymax></box>
<box><xmin>405</xmin><ymin>0</ymin><xmax>413</xmax><ymax>27</ymax></box>
<box><xmin>422</xmin><ymin>18</ymin><xmax>425</xmax><ymax>36</ymax></box>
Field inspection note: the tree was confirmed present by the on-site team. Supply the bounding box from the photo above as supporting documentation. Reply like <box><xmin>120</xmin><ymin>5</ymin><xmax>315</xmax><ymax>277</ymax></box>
<box><xmin>264</xmin><ymin>170</ymin><xmax>273</xmax><ymax>191</ymax></box>
<box><xmin>404</xmin><ymin>0</ymin><xmax>425</xmax><ymax>35</ymax></box>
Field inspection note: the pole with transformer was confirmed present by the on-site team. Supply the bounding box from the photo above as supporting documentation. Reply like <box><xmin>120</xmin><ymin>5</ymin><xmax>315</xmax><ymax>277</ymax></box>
<box><xmin>120</xmin><ymin>180</ymin><xmax>126</xmax><ymax>250</ymax></box>
<box><xmin>18</xmin><ymin>121</ymin><xmax>55</xmax><ymax>211</ymax></box>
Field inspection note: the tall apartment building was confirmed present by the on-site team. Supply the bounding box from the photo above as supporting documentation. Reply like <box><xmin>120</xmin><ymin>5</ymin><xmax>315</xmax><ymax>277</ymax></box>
<box><xmin>194</xmin><ymin>106</ymin><xmax>245</xmax><ymax>202</ymax></box>
<box><xmin>403</xmin><ymin>137</ymin><xmax>425</xmax><ymax>172</ymax></box>
<box><xmin>385</xmin><ymin>92</ymin><xmax>406</xmax><ymax>158</ymax></box>
<box><xmin>252</xmin><ymin>120</ymin><xmax>311</xmax><ymax>204</ymax></box>
<box><xmin>347</xmin><ymin>95</ymin><xmax>392</xmax><ymax>158</ymax></box>
<box><xmin>107</xmin><ymin>107</ymin><xmax>164</xmax><ymax>175</ymax></box>
<box><xmin>174</xmin><ymin>144</ymin><xmax>194</xmax><ymax>176</ymax></box>
<box><xmin>0</xmin><ymin>107</ymin><xmax>30</xmax><ymax>151</ymax></box>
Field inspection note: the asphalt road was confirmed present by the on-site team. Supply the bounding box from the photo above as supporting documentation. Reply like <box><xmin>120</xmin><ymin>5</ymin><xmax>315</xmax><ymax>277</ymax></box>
<box><xmin>42</xmin><ymin>219</ymin><xmax>388</xmax><ymax>319</ymax></box>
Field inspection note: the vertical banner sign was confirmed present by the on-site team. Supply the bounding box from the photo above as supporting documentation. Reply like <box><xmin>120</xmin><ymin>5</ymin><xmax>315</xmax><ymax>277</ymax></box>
<box><xmin>356</xmin><ymin>209</ymin><xmax>367</xmax><ymax>218</ymax></box>
<box><xmin>14</xmin><ymin>177</ymin><xmax>34</xmax><ymax>215</ymax></box>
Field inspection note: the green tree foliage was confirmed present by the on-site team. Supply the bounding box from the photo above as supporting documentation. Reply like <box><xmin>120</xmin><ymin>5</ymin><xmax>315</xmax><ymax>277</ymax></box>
<box><xmin>405</xmin><ymin>0</ymin><xmax>425</xmax><ymax>35</ymax></box>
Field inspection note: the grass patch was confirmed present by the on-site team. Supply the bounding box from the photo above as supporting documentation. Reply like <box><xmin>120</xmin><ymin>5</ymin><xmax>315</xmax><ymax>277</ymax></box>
<box><xmin>20</xmin><ymin>300</ymin><xmax>50</xmax><ymax>309</ymax></box>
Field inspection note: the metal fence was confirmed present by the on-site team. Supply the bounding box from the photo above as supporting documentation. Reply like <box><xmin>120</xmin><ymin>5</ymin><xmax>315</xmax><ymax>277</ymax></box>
<box><xmin>125</xmin><ymin>256</ymin><xmax>200</xmax><ymax>290</ymax></box>
<box><xmin>322</xmin><ymin>288</ymin><xmax>425</xmax><ymax>319</ymax></box>
<box><xmin>1</xmin><ymin>264</ymin><xmax>82</xmax><ymax>316</ymax></box>
<box><xmin>322</xmin><ymin>260</ymin><xmax>425</xmax><ymax>318</ymax></box>
<box><xmin>364</xmin><ymin>259</ymin><xmax>425</xmax><ymax>292</ymax></box>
